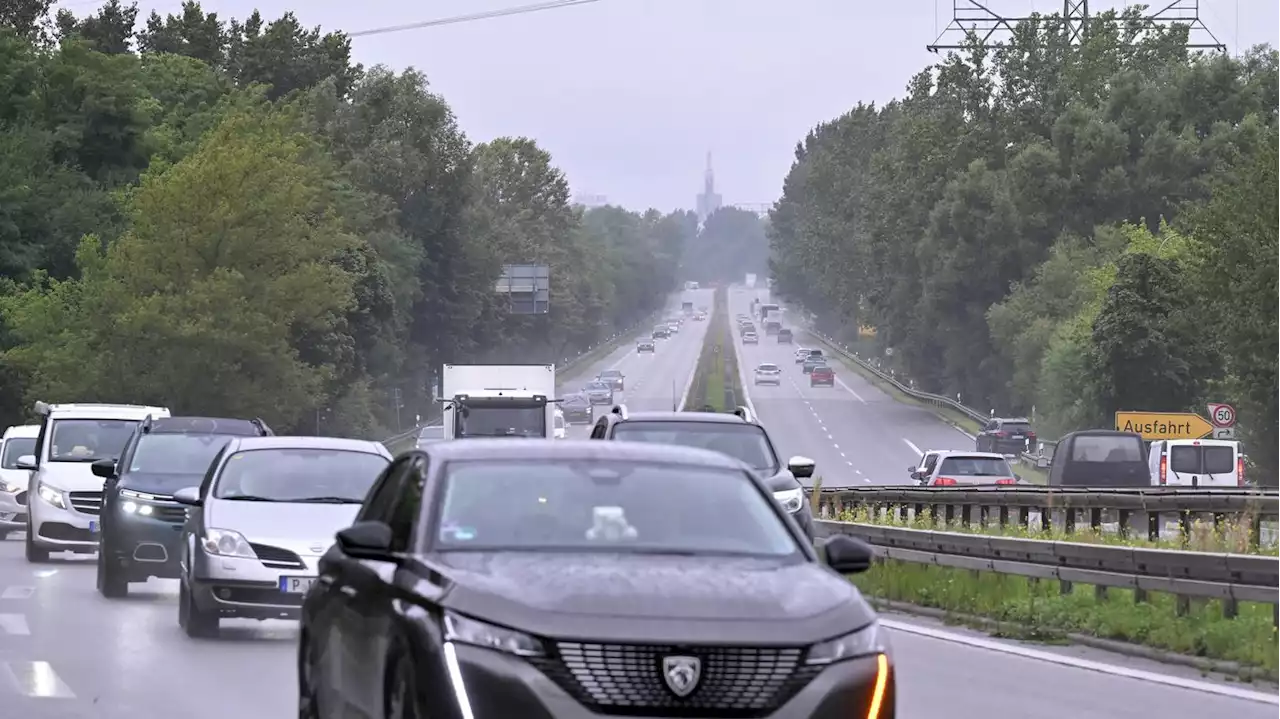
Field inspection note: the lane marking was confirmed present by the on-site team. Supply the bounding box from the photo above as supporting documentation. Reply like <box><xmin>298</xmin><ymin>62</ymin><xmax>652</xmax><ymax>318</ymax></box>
<box><xmin>881</xmin><ymin>619</ymin><xmax>1280</xmax><ymax>705</ymax></box>
<box><xmin>1</xmin><ymin>586</ymin><xmax>35</xmax><ymax>600</ymax></box>
<box><xmin>835</xmin><ymin>377</ymin><xmax>867</xmax><ymax>403</ymax></box>
<box><xmin>902</xmin><ymin>438</ymin><xmax>923</xmax><ymax>456</ymax></box>
<box><xmin>0</xmin><ymin>613</ymin><xmax>30</xmax><ymax>635</ymax></box>
<box><xmin>3</xmin><ymin>661</ymin><xmax>76</xmax><ymax>698</ymax></box>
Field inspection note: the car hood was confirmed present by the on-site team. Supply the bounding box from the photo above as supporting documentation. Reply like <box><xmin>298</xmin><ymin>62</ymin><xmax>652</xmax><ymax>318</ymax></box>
<box><xmin>433</xmin><ymin>551</ymin><xmax>872</xmax><ymax>644</ymax></box>
<box><xmin>0</xmin><ymin>468</ymin><xmax>31</xmax><ymax>491</ymax></box>
<box><xmin>34</xmin><ymin>462</ymin><xmax>105</xmax><ymax>493</ymax></box>
<box><xmin>119</xmin><ymin>472</ymin><xmax>205</xmax><ymax>495</ymax></box>
<box><xmin>206</xmin><ymin>500</ymin><xmax>360</xmax><ymax>556</ymax></box>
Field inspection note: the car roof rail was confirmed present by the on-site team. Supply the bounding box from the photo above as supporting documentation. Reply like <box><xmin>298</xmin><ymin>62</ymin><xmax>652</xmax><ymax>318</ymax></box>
<box><xmin>733</xmin><ymin>405</ymin><xmax>755</xmax><ymax>423</ymax></box>
<box><xmin>610</xmin><ymin>404</ymin><xmax>628</xmax><ymax>419</ymax></box>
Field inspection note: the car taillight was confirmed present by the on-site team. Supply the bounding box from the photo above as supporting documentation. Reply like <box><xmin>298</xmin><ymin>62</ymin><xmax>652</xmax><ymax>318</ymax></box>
<box><xmin>995</xmin><ymin>478</ymin><xmax>1017</xmax><ymax>485</ymax></box>
<box><xmin>993</xmin><ymin>431</ymin><xmax>1008</xmax><ymax>438</ymax></box>
<box><xmin>933</xmin><ymin>477</ymin><xmax>958</xmax><ymax>486</ymax></box>
<box><xmin>1237</xmin><ymin>457</ymin><xmax>1245</xmax><ymax>486</ymax></box>
<box><xmin>1159</xmin><ymin>455</ymin><xmax>1167</xmax><ymax>485</ymax></box>
<box><xmin>1027</xmin><ymin>432</ymin><xmax>1036</xmax><ymax>439</ymax></box>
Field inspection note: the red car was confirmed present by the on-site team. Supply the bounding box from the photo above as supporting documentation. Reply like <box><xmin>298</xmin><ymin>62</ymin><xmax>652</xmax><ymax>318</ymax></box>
<box><xmin>810</xmin><ymin>365</ymin><xmax>835</xmax><ymax>387</ymax></box>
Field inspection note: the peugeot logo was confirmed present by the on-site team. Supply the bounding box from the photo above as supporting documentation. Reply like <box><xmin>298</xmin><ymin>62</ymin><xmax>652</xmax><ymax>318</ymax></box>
<box><xmin>661</xmin><ymin>655</ymin><xmax>702</xmax><ymax>698</ymax></box>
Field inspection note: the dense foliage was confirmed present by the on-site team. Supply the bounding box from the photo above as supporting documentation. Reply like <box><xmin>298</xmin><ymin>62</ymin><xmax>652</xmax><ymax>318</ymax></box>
<box><xmin>0</xmin><ymin>1</ymin><xmax>693</xmax><ymax>436</ymax></box>
<box><xmin>768</xmin><ymin>9</ymin><xmax>1278</xmax><ymax>480</ymax></box>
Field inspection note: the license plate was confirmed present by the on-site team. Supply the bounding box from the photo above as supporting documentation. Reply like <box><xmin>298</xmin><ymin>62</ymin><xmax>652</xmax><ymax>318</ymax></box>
<box><xmin>279</xmin><ymin>576</ymin><xmax>317</xmax><ymax>593</ymax></box>
<box><xmin>89</xmin><ymin>521</ymin><xmax>99</xmax><ymax>533</ymax></box>
<box><xmin>1010</xmin><ymin>435</ymin><xmax>1024</xmax><ymax>440</ymax></box>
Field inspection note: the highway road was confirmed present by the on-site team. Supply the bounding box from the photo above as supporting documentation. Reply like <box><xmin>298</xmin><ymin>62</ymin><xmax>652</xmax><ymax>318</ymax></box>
<box><xmin>0</xmin><ymin>286</ymin><xmax>1272</xmax><ymax>718</ymax></box>
<box><xmin>729</xmin><ymin>287</ymin><xmax>975</xmax><ymax>488</ymax></box>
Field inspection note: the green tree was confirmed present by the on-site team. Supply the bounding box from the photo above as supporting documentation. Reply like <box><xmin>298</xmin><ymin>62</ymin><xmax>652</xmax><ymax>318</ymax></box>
<box><xmin>55</xmin><ymin>0</ymin><xmax>138</xmax><ymax>55</ymax></box>
<box><xmin>684</xmin><ymin>206</ymin><xmax>768</xmax><ymax>285</ymax></box>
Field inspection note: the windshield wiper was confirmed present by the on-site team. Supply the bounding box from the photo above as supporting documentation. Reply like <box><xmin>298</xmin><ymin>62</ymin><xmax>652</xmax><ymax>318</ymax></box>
<box><xmin>291</xmin><ymin>496</ymin><xmax>362</xmax><ymax>504</ymax></box>
<box><xmin>222</xmin><ymin>495</ymin><xmax>276</xmax><ymax>502</ymax></box>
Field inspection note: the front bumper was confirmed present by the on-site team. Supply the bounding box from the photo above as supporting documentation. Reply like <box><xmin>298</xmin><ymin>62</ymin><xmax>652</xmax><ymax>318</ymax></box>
<box><xmin>587</xmin><ymin>396</ymin><xmax>613</xmax><ymax>405</ymax></box>
<box><xmin>811</xmin><ymin>378</ymin><xmax>835</xmax><ymax>386</ymax></box>
<box><xmin>29</xmin><ymin>494</ymin><xmax>99</xmax><ymax>550</ymax></box>
<box><xmin>0</xmin><ymin>490</ymin><xmax>27</xmax><ymax>531</ymax></box>
<box><xmin>755</xmin><ymin>376</ymin><xmax>781</xmax><ymax>385</ymax></box>
<box><xmin>103</xmin><ymin>513</ymin><xmax>185</xmax><ymax>579</ymax></box>
<box><xmin>188</xmin><ymin>544</ymin><xmax>320</xmax><ymax>620</ymax></box>
<box><xmin>448</xmin><ymin>643</ymin><xmax>894</xmax><ymax>719</ymax></box>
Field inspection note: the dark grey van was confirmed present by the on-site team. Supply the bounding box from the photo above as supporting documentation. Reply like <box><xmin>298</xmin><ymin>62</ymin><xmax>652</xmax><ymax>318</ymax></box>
<box><xmin>1048</xmin><ymin>430</ymin><xmax>1148</xmax><ymax>487</ymax></box>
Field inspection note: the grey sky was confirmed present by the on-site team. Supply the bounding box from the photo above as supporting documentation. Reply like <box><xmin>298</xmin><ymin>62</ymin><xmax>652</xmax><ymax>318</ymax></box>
<box><xmin>64</xmin><ymin>0</ymin><xmax>1280</xmax><ymax>212</ymax></box>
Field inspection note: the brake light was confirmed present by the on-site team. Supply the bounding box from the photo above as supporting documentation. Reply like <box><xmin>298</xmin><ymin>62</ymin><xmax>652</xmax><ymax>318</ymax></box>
<box><xmin>993</xmin><ymin>431</ymin><xmax>1008</xmax><ymax>438</ymax></box>
<box><xmin>933</xmin><ymin>477</ymin><xmax>958</xmax><ymax>486</ymax></box>
<box><xmin>1238</xmin><ymin>457</ymin><xmax>1245</xmax><ymax>486</ymax></box>
<box><xmin>1159</xmin><ymin>455</ymin><xmax>1167</xmax><ymax>485</ymax></box>
<box><xmin>995</xmin><ymin>478</ymin><xmax>1017</xmax><ymax>485</ymax></box>
<box><xmin>1027</xmin><ymin>432</ymin><xmax>1036</xmax><ymax>439</ymax></box>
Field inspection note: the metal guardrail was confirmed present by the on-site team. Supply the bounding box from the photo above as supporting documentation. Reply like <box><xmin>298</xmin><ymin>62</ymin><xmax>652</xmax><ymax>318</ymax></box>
<box><xmin>378</xmin><ymin>311</ymin><xmax>662</xmax><ymax>452</ymax></box>
<box><xmin>816</xmin><ymin>519</ymin><xmax>1280</xmax><ymax>618</ymax></box>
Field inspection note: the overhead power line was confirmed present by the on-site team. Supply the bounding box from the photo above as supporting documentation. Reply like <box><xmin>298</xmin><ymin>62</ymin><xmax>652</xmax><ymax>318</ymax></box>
<box><xmin>347</xmin><ymin>0</ymin><xmax>602</xmax><ymax>38</ymax></box>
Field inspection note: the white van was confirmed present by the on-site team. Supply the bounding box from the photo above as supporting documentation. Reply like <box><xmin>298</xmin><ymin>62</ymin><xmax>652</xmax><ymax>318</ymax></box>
<box><xmin>0</xmin><ymin>425</ymin><xmax>40</xmax><ymax>539</ymax></box>
<box><xmin>20</xmin><ymin>401</ymin><xmax>169</xmax><ymax>562</ymax></box>
<box><xmin>1148</xmin><ymin>438</ymin><xmax>1243</xmax><ymax>487</ymax></box>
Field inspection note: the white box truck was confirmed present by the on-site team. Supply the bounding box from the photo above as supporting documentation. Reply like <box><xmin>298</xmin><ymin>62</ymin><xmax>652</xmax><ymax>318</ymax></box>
<box><xmin>440</xmin><ymin>365</ymin><xmax>557</xmax><ymax>439</ymax></box>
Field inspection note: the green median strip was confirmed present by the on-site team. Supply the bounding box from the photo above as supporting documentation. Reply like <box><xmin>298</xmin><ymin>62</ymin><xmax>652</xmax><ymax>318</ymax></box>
<box><xmin>683</xmin><ymin>287</ymin><xmax>741</xmax><ymax>412</ymax></box>
<box><xmin>838</xmin><ymin>505</ymin><xmax>1279</xmax><ymax>678</ymax></box>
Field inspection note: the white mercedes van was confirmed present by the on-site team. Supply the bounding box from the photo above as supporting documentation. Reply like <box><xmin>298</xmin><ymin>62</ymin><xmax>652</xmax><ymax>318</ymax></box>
<box><xmin>0</xmin><ymin>424</ymin><xmax>40</xmax><ymax>540</ymax></box>
<box><xmin>1147</xmin><ymin>438</ymin><xmax>1243</xmax><ymax>487</ymax></box>
<box><xmin>19</xmin><ymin>402</ymin><xmax>169</xmax><ymax>562</ymax></box>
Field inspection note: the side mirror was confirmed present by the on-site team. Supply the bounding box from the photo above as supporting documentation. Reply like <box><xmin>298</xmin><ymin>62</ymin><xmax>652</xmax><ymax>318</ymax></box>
<box><xmin>172</xmin><ymin>487</ymin><xmax>202</xmax><ymax>506</ymax></box>
<box><xmin>907</xmin><ymin>465</ymin><xmax>918</xmax><ymax>474</ymax></box>
<box><xmin>91</xmin><ymin>459</ymin><xmax>117</xmax><ymax>480</ymax></box>
<box><xmin>335</xmin><ymin>521</ymin><xmax>395</xmax><ymax>561</ymax></box>
<box><xmin>15</xmin><ymin>455</ymin><xmax>36</xmax><ymax>470</ymax></box>
<box><xmin>823</xmin><ymin>534</ymin><xmax>874</xmax><ymax>574</ymax></box>
<box><xmin>787</xmin><ymin>455</ymin><xmax>816</xmax><ymax>479</ymax></box>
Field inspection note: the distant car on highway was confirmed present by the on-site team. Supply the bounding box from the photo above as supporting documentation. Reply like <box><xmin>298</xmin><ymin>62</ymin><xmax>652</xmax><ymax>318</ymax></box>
<box><xmin>1048</xmin><ymin>430</ymin><xmax>1149</xmax><ymax>487</ymax></box>
<box><xmin>693</xmin><ymin>311</ymin><xmax>706</xmax><ymax>320</ymax></box>
<box><xmin>596</xmin><ymin>368</ymin><xmax>625</xmax><ymax>391</ymax></box>
<box><xmin>976</xmin><ymin>417</ymin><xmax>1037</xmax><ymax>455</ymax></box>
<box><xmin>559</xmin><ymin>393</ymin><xmax>594</xmax><ymax>424</ymax></box>
<box><xmin>809</xmin><ymin>364</ymin><xmax>835</xmax><ymax>387</ymax></box>
<box><xmin>583</xmin><ymin>381</ymin><xmax>614</xmax><ymax>405</ymax></box>
<box><xmin>296</xmin><ymin>440</ymin><xmax>890</xmax><ymax>719</ymax></box>
<box><xmin>802</xmin><ymin>356</ymin><xmax>826</xmax><ymax>374</ymax></box>
<box><xmin>171</xmin><ymin>436</ymin><xmax>392</xmax><ymax>637</ymax></box>
<box><xmin>777</xmin><ymin>328</ymin><xmax>793</xmax><ymax>343</ymax></box>
<box><xmin>652</xmin><ymin>325</ymin><xmax>670</xmax><ymax>339</ymax></box>
<box><xmin>589</xmin><ymin>404</ymin><xmax>816</xmax><ymax>538</ymax></box>
<box><xmin>636</xmin><ymin>338</ymin><xmax>655</xmax><ymax>353</ymax></box>
<box><xmin>794</xmin><ymin>347</ymin><xmax>811</xmax><ymax>363</ymax></box>
<box><xmin>909</xmin><ymin>450</ymin><xmax>1021</xmax><ymax>486</ymax></box>
<box><xmin>743</xmin><ymin>331</ymin><xmax>759</xmax><ymax>345</ymax></box>
<box><xmin>754</xmin><ymin>362</ymin><xmax>782</xmax><ymax>386</ymax></box>
<box><xmin>0</xmin><ymin>424</ymin><xmax>38</xmax><ymax>540</ymax></box>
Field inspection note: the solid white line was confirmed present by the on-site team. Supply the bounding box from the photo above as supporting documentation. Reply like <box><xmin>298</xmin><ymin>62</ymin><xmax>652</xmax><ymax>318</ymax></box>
<box><xmin>881</xmin><ymin>619</ymin><xmax>1280</xmax><ymax>705</ymax></box>
<box><xmin>902</xmin><ymin>438</ymin><xmax>923</xmax><ymax>456</ymax></box>
<box><xmin>835</xmin><ymin>376</ymin><xmax>867</xmax><ymax>403</ymax></box>
<box><xmin>0</xmin><ymin>613</ymin><xmax>30</xmax><ymax>635</ymax></box>
<box><xmin>0</xmin><ymin>586</ymin><xmax>35</xmax><ymax>600</ymax></box>
<box><xmin>3</xmin><ymin>661</ymin><xmax>76</xmax><ymax>698</ymax></box>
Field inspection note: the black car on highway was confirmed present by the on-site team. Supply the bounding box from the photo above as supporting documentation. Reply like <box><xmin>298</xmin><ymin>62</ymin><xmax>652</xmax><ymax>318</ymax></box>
<box><xmin>559</xmin><ymin>393</ymin><xmax>594</xmax><ymax>424</ymax></box>
<box><xmin>298</xmin><ymin>440</ymin><xmax>892</xmax><ymax>719</ymax></box>
<box><xmin>589</xmin><ymin>404</ymin><xmax>817</xmax><ymax>538</ymax></box>
<box><xmin>93</xmin><ymin>416</ymin><xmax>272</xmax><ymax>598</ymax></box>
<box><xmin>597</xmin><ymin>368</ymin><xmax>625</xmax><ymax>391</ymax></box>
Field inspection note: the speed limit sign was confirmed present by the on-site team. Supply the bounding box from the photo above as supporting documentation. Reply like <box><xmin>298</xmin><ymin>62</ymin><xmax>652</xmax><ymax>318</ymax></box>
<box><xmin>1207</xmin><ymin>403</ymin><xmax>1236</xmax><ymax>428</ymax></box>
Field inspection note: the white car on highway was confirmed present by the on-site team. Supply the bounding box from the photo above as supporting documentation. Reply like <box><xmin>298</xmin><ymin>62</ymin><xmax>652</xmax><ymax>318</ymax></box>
<box><xmin>754</xmin><ymin>362</ymin><xmax>782</xmax><ymax>385</ymax></box>
<box><xmin>0</xmin><ymin>424</ymin><xmax>39</xmax><ymax>540</ymax></box>
<box><xmin>795</xmin><ymin>346</ymin><xmax>811</xmax><ymax>363</ymax></box>
<box><xmin>23</xmin><ymin>402</ymin><xmax>170</xmax><ymax>562</ymax></box>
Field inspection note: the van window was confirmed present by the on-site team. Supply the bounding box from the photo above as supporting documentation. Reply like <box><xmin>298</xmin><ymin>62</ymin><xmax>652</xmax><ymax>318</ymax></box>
<box><xmin>1070</xmin><ymin>435</ymin><xmax>1143</xmax><ymax>462</ymax></box>
<box><xmin>1170</xmin><ymin>445</ymin><xmax>1234</xmax><ymax>475</ymax></box>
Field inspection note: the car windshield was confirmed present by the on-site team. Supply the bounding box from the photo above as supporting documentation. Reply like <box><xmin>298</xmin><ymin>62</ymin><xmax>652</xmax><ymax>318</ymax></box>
<box><xmin>586</xmin><ymin>382</ymin><xmax>608</xmax><ymax>391</ymax></box>
<box><xmin>600</xmin><ymin>370</ymin><xmax>621</xmax><ymax>378</ymax></box>
<box><xmin>128</xmin><ymin>434</ymin><xmax>234</xmax><ymax>474</ymax></box>
<box><xmin>434</xmin><ymin>460</ymin><xmax>798</xmax><ymax>557</ymax></box>
<box><xmin>563</xmin><ymin>395</ymin><xmax>588</xmax><ymax>407</ymax></box>
<box><xmin>757</xmin><ymin>364</ymin><xmax>778</xmax><ymax>371</ymax></box>
<box><xmin>458</xmin><ymin>405</ymin><xmax>546</xmax><ymax>438</ymax></box>
<box><xmin>1</xmin><ymin>438</ymin><xmax>36</xmax><ymax>469</ymax></box>
<box><xmin>1070</xmin><ymin>436</ymin><xmax>1144</xmax><ymax>462</ymax></box>
<box><xmin>48</xmin><ymin>419</ymin><xmax>140</xmax><ymax>462</ymax></box>
<box><xmin>611</xmin><ymin>421</ymin><xmax>779</xmax><ymax>472</ymax></box>
<box><xmin>213</xmin><ymin>448</ymin><xmax>389</xmax><ymax>502</ymax></box>
<box><xmin>938</xmin><ymin>456</ymin><xmax>1014</xmax><ymax>476</ymax></box>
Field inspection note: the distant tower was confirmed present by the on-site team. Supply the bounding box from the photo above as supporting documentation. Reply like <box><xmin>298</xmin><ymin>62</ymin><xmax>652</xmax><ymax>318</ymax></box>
<box><xmin>695</xmin><ymin>151</ymin><xmax>722</xmax><ymax>226</ymax></box>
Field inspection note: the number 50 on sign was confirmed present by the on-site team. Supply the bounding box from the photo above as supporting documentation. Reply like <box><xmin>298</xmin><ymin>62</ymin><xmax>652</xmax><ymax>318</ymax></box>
<box><xmin>1207</xmin><ymin>403</ymin><xmax>1236</xmax><ymax>428</ymax></box>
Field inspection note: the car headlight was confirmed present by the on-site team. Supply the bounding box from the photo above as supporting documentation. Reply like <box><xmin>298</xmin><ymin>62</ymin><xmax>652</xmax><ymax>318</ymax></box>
<box><xmin>201</xmin><ymin>528</ymin><xmax>257</xmax><ymax>558</ymax></box>
<box><xmin>806</xmin><ymin>621</ymin><xmax>891</xmax><ymax>665</ymax></box>
<box><xmin>119</xmin><ymin>489</ymin><xmax>161</xmax><ymax>516</ymax></box>
<box><xmin>0</xmin><ymin>478</ymin><xmax>20</xmax><ymax>493</ymax></box>
<box><xmin>37</xmin><ymin>483</ymin><xmax>68</xmax><ymax>510</ymax></box>
<box><xmin>773</xmin><ymin>487</ymin><xmax>804</xmax><ymax>514</ymax></box>
<box><xmin>443</xmin><ymin>611</ymin><xmax>545</xmax><ymax>657</ymax></box>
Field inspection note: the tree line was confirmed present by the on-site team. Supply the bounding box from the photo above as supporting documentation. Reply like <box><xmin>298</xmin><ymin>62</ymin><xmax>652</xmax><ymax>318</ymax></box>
<box><xmin>768</xmin><ymin>9</ymin><xmax>1279</xmax><ymax>481</ymax></box>
<box><xmin>0</xmin><ymin>0</ymin><xmax>696</xmax><ymax>436</ymax></box>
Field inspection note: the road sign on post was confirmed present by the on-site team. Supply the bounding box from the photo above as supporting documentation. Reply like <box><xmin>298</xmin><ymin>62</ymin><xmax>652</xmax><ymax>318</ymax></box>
<box><xmin>1207</xmin><ymin>403</ymin><xmax>1236</xmax><ymax>428</ymax></box>
<box><xmin>1114</xmin><ymin>411</ymin><xmax>1213</xmax><ymax>440</ymax></box>
<box><xmin>1212</xmin><ymin>427</ymin><xmax>1236</xmax><ymax>440</ymax></box>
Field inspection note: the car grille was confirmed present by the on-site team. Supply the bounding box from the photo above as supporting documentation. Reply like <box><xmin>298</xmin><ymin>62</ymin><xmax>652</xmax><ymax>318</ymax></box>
<box><xmin>532</xmin><ymin>642</ymin><xmax>818</xmax><ymax>717</ymax></box>
<box><xmin>250</xmin><ymin>543</ymin><xmax>306</xmax><ymax>569</ymax></box>
<box><xmin>68</xmin><ymin>491</ymin><xmax>102</xmax><ymax>516</ymax></box>
<box><xmin>148</xmin><ymin>503</ymin><xmax>189</xmax><ymax>524</ymax></box>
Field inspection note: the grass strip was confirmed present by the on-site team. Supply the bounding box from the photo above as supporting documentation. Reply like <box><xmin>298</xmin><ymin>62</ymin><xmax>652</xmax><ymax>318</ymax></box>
<box><xmin>683</xmin><ymin>288</ymin><xmax>732</xmax><ymax>412</ymax></box>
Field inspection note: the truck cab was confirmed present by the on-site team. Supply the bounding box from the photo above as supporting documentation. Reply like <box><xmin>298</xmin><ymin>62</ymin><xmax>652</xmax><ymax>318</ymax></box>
<box><xmin>440</xmin><ymin>364</ymin><xmax>557</xmax><ymax>440</ymax></box>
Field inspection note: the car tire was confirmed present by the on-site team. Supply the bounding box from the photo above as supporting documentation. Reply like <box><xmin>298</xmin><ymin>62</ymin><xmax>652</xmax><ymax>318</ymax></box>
<box><xmin>384</xmin><ymin>649</ymin><xmax>423</xmax><ymax>719</ymax></box>
<box><xmin>178</xmin><ymin>576</ymin><xmax>220</xmax><ymax>638</ymax></box>
<box><xmin>298</xmin><ymin>630</ymin><xmax>323</xmax><ymax>719</ymax></box>
<box><xmin>24</xmin><ymin>533</ymin><xmax>49</xmax><ymax>563</ymax></box>
<box><xmin>97</xmin><ymin>546</ymin><xmax>129</xmax><ymax>598</ymax></box>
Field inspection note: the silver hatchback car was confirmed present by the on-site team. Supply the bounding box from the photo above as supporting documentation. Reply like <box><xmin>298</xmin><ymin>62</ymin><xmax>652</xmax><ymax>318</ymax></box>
<box><xmin>171</xmin><ymin>436</ymin><xmax>392</xmax><ymax>638</ymax></box>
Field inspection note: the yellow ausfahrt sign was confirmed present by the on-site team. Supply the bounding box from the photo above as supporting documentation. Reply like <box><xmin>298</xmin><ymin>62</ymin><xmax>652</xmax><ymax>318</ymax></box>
<box><xmin>1114</xmin><ymin>411</ymin><xmax>1213</xmax><ymax>440</ymax></box>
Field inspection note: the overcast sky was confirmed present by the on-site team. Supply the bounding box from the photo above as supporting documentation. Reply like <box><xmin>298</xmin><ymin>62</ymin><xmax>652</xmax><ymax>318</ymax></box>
<box><xmin>63</xmin><ymin>0</ymin><xmax>1280</xmax><ymax>212</ymax></box>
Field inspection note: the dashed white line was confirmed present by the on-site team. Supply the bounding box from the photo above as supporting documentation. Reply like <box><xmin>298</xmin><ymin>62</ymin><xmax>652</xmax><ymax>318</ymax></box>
<box><xmin>0</xmin><ymin>613</ymin><xmax>30</xmax><ymax>635</ymax></box>
<box><xmin>3</xmin><ymin>661</ymin><xmax>76</xmax><ymax>698</ymax></box>
<box><xmin>0</xmin><ymin>586</ymin><xmax>34</xmax><ymax>600</ymax></box>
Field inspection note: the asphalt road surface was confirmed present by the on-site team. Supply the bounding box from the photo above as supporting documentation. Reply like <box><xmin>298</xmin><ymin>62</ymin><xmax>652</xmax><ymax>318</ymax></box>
<box><xmin>0</xmin><ymin>287</ymin><xmax>1272</xmax><ymax>718</ymax></box>
<box><xmin>729</xmin><ymin>288</ymin><xmax>974</xmax><ymax>488</ymax></box>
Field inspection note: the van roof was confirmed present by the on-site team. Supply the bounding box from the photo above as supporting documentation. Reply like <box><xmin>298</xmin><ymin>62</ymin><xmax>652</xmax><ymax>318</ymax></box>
<box><xmin>2</xmin><ymin>425</ymin><xmax>39</xmax><ymax>439</ymax></box>
<box><xmin>1156</xmin><ymin>438</ymin><xmax>1239</xmax><ymax>448</ymax></box>
<box><xmin>44</xmin><ymin>403</ymin><xmax>170</xmax><ymax>420</ymax></box>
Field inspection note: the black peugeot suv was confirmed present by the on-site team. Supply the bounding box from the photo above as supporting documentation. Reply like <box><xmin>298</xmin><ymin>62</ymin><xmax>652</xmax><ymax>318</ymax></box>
<box><xmin>589</xmin><ymin>404</ymin><xmax>817</xmax><ymax>538</ymax></box>
<box><xmin>94</xmin><ymin>416</ymin><xmax>272</xmax><ymax>598</ymax></box>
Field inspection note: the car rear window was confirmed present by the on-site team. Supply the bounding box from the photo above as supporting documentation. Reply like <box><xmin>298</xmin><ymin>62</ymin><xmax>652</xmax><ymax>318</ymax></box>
<box><xmin>1001</xmin><ymin>422</ymin><xmax>1033</xmax><ymax>433</ymax></box>
<box><xmin>1070</xmin><ymin>435</ymin><xmax>1144</xmax><ymax>462</ymax></box>
<box><xmin>1170</xmin><ymin>445</ymin><xmax>1235</xmax><ymax>475</ymax></box>
<box><xmin>757</xmin><ymin>364</ymin><xmax>778</xmax><ymax>371</ymax></box>
<box><xmin>938</xmin><ymin>456</ymin><xmax>1013</xmax><ymax>476</ymax></box>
